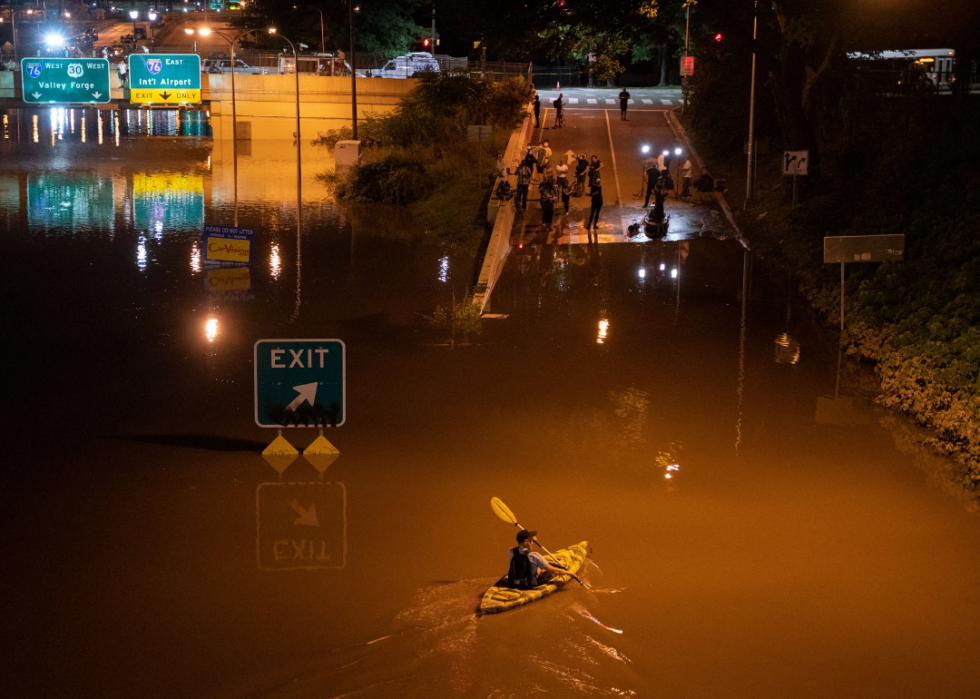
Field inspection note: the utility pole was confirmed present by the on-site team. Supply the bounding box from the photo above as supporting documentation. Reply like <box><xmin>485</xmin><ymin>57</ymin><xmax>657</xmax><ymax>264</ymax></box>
<box><xmin>746</xmin><ymin>0</ymin><xmax>758</xmax><ymax>202</ymax></box>
<box><xmin>481</xmin><ymin>35</ymin><xmax>486</xmax><ymax>78</ymax></box>
<box><xmin>430</xmin><ymin>5</ymin><xmax>435</xmax><ymax>56</ymax></box>
<box><xmin>349</xmin><ymin>1</ymin><xmax>357</xmax><ymax>139</ymax></box>
<box><xmin>682</xmin><ymin>1</ymin><xmax>691</xmax><ymax>114</ymax></box>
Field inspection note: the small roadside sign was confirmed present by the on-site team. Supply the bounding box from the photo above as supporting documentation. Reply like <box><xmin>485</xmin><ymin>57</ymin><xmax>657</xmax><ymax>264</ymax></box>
<box><xmin>782</xmin><ymin>150</ymin><xmax>809</xmax><ymax>176</ymax></box>
<box><xmin>204</xmin><ymin>225</ymin><xmax>253</xmax><ymax>265</ymax></box>
<box><xmin>680</xmin><ymin>56</ymin><xmax>695</xmax><ymax>76</ymax></box>
<box><xmin>128</xmin><ymin>54</ymin><xmax>202</xmax><ymax>104</ymax></box>
<box><xmin>21</xmin><ymin>58</ymin><xmax>110</xmax><ymax>104</ymax></box>
<box><xmin>257</xmin><ymin>482</ymin><xmax>347</xmax><ymax>571</ymax></box>
<box><xmin>254</xmin><ymin>339</ymin><xmax>346</xmax><ymax>428</ymax></box>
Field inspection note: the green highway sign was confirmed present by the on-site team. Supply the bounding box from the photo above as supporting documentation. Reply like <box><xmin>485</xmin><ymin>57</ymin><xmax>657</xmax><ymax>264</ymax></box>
<box><xmin>21</xmin><ymin>58</ymin><xmax>110</xmax><ymax>104</ymax></box>
<box><xmin>128</xmin><ymin>54</ymin><xmax>202</xmax><ymax>104</ymax></box>
<box><xmin>254</xmin><ymin>339</ymin><xmax>346</xmax><ymax>428</ymax></box>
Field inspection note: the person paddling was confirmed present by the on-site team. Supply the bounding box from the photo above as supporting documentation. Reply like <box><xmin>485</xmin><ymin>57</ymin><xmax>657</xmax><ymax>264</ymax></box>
<box><xmin>508</xmin><ymin>529</ymin><xmax>572</xmax><ymax>589</ymax></box>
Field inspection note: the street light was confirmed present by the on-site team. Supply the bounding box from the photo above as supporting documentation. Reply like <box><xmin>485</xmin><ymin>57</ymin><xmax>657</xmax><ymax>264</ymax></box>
<box><xmin>148</xmin><ymin>11</ymin><xmax>157</xmax><ymax>44</ymax></box>
<box><xmin>349</xmin><ymin>2</ymin><xmax>360</xmax><ymax>139</ymax></box>
<box><xmin>294</xmin><ymin>5</ymin><xmax>325</xmax><ymax>54</ymax></box>
<box><xmin>129</xmin><ymin>9</ymin><xmax>138</xmax><ymax>40</ymax></box>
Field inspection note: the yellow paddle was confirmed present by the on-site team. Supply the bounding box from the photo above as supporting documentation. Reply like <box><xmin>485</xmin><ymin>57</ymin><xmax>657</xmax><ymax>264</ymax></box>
<box><xmin>491</xmin><ymin>497</ymin><xmax>590</xmax><ymax>589</ymax></box>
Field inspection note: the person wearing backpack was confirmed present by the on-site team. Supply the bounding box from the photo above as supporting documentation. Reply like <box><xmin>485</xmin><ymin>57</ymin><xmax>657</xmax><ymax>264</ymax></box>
<box><xmin>515</xmin><ymin>161</ymin><xmax>532</xmax><ymax>212</ymax></box>
<box><xmin>507</xmin><ymin>530</ymin><xmax>569</xmax><ymax>589</ymax></box>
<box><xmin>553</xmin><ymin>93</ymin><xmax>564</xmax><ymax>128</ymax></box>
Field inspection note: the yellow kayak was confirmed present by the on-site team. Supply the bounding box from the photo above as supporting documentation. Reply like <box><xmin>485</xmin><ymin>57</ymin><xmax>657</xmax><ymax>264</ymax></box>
<box><xmin>479</xmin><ymin>541</ymin><xmax>590</xmax><ymax>614</ymax></box>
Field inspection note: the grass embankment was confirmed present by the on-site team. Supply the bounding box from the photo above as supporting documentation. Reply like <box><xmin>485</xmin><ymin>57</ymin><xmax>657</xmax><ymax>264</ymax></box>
<box><xmin>684</xmin><ymin>94</ymin><xmax>980</xmax><ymax>491</ymax></box>
<box><xmin>313</xmin><ymin>75</ymin><xmax>531</xmax><ymax>249</ymax></box>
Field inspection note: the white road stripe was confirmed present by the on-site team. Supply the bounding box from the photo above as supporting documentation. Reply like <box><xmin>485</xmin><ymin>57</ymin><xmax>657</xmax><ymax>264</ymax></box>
<box><xmin>569</xmin><ymin>98</ymin><xmax>579</xmax><ymax>104</ymax></box>
<box><xmin>642</xmin><ymin>99</ymin><xmax>653</xmax><ymax>104</ymax></box>
<box><xmin>587</xmin><ymin>99</ymin><xmax>597</xmax><ymax>104</ymax></box>
<box><xmin>661</xmin><ymin>99</ymin><xmax>673</xmax><ymax>105</ymax></box>
<box><xmin>605</xmin><ymin>99</ymin><xmax>616</xmax><ymax>105</ymax></box>
<box><xmin>628</xmin><ymin>99</ymin><xmax>635</xmax><ymax>104</ymax></box>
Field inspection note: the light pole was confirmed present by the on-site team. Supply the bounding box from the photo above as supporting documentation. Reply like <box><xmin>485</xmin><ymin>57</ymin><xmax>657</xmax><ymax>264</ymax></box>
<box><xmin>349</xmin><ymin>3</ymin><xmax>359</xmax><ymax>139</ymax></box>
<box><xmin>129</xmin><ymin>9</ymin><xmax>138</xmax><ymax>41</ymax></box>
<box><xmin>190</xmin><ymin>26</ymin><xmax>269</xmax><ymax>226</ymax></box>
<box><xmin>294</xmin><ymin>5</ymin><xmax>324</xmax><ymax>54</ymax></box>
<box><xmin>746</xmin><ymin>0</ymin><xmax>758</xmax><ymax>202</ymax></box>
<box><xmin>682</xmin><ymin>0</ymin><xmax>691</xmax><ymax>114</ymax></box>
<box><xmin>267</xmin><ymin>28</ymin><xmax>302</xmax><ymax>207</ymax></box>
<box><xmin>148</xmin><ymin>11</ymin><xmax>157</xmax><ymax>45</ymax></box>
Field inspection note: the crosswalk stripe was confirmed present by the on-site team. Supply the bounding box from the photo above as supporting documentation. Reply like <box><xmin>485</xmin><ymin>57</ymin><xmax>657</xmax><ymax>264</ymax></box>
<box><xmin>605</xmin><ymin>99</ymin><xmax>616</xmax><ymax>104</ymax></box>
<box><xmin>628</xmin><ymin>99</ymin><xmax>635</xmax><ymax>104</ymax></box>
<box><xmin>661</xmin><ymin>99</ymin><xmax>673</xmax><ymax>105</ymax></box>
<box><xmin>642</xmin><ymin>99</ymin><xmax>653</xmax><ymax>104</ymax></box>
<box><xmin>587</xmin><ymin>99</ymin><xmax>597</xmax><ymax>104</ymax></box>
<box><xmin>569</xmin><ymin>98</ymin><xmax>579</xmax><ymax>104</ymax></box>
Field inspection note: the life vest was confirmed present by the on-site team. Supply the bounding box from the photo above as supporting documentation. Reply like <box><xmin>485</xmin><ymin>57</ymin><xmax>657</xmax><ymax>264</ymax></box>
<box><xmin>508</xmin><ymin>547</ymin><xmax>536</xmax><ymax>590</ymax></box>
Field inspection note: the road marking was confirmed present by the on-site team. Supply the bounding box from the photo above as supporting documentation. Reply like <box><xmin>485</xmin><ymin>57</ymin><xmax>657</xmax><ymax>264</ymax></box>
<box><xmin>569</xmin><ymin>98</ymin><xmax>579</xmax><ymax>104</ymax></box>
<box><xmin>587</xmin><ymin>99</ymin><xmax>597</xmax><ymax>104</ymax></box>
<box><xmin>628</xmin><ymin>99</ymin><xmax>635</xmax><ymax>104</ymax></box>
<box><xmin>604</xmin><ymin>110</ymin><xmax>626</xmax><ymax>240</ymax></box>
<box><xmin>605</xmin><ymin>99</ymin><xmax>616</xmax><ymax>105</ymax></box>
<box><xmin>642</xmin><ymin>99</ymin><xmax>653</xmax><ymax>104</ymax></box>
<box><xmin>661</xmin><ymin>99</ymin><xmax>673</xmax><ymax>105</ymax></box>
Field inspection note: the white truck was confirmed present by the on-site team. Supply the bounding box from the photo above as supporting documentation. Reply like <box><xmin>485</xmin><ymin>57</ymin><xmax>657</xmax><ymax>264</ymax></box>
<box><xmin>370</xmin><ymin>52</ymin><xmax>440</xmax><ymax>79</ymax></box>
<box><xmin>204</xmin><ymin>59</ymin><xmax>269</xmax><ymax>75</ymax></box>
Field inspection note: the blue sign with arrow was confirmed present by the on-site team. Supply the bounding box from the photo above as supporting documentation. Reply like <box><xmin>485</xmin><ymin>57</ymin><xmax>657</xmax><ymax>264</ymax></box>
<box><xmin>254</xmin><ymin>339</ymin><xmax>346</xmax><ymax>428</ymax></box>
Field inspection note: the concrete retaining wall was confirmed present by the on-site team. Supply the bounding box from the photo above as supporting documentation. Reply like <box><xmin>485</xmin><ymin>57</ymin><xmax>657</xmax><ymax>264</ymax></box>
<box><xmin>472</xmin><ymin>103</ymin><xmax>534</xmax><ymax>313</ymax></box>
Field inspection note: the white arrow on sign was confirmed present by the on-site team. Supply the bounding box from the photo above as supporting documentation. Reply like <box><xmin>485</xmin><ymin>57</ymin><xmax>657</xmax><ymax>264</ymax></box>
<box><xmin>32</xmin><ymin>92</ymin><xmax>41</xmax><ymax>99</ymax></box>
<box><xmin>92</xmin><ymin>92</ymin><xmax>102</xmax><ymax>99</ymax></box>
<box><xmin>288</xmin><ymin>500</ymin><xmax>320</xmax><ymax>527</ymax></box>
<box><xmin>286</xmin><ymin>382</ymin><xmax>318</xmax><ymax>412</ymax></box>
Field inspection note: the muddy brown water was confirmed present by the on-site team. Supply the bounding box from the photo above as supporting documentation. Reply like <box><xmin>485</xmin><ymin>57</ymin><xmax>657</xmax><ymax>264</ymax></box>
<box><xmin>2</xmin><ymin>109</ymin><xmax>980</xmax><ymax>699</ymax></box>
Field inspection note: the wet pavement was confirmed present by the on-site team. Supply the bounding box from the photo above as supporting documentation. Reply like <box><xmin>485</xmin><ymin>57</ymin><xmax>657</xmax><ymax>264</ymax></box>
<box><xmin>3</xmin><ymin>107</ymin><xmax>980</xmax><ymax>699</ymax></box>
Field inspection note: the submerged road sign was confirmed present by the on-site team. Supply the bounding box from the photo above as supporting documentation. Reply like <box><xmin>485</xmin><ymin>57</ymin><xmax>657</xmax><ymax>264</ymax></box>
<box><xmin>128</xmin><ymin>54</ymin><xmax>201</xmax><ymax>104</ymax></box>
<box><xmin>204</xmin><ymin>225</ymin><xmax>254</xmax><ymax>265</ymax></box>
<box><xmin>21</xmin><ymin>58</ymin><xmax>110</xmax><ymax>104</ymax></box>
<box><xmin>254</xmin><ymin>339</ymin><xmax>346</xmax><ymax>428</ymax></box>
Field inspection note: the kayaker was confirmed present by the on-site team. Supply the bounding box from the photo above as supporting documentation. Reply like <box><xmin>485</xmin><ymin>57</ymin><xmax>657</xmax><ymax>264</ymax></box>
<box><xmin>508</xmin><ymin>530</ymin><xmax>570</xmax><ymax>589</ymax></box>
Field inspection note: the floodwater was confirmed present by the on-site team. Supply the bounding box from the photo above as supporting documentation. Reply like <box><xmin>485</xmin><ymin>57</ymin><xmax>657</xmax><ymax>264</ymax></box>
<box><xmin>2</xmin><ymin>108</ymin><xmax>980</xmax><ymax>699</ymax></box>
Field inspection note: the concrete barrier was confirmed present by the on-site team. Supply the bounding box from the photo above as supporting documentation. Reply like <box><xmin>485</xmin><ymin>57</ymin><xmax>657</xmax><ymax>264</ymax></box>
<box><xmin>472</xmin><ymin>103</ymin><xmax>534</xmax><ymax>313</ymax></box>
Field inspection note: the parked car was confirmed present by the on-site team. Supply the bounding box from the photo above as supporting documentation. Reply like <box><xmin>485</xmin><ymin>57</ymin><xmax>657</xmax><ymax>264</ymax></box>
<box><xmin>370</xmin><ymin>52</ymin><xmax>440</xmax><ymax>79</ymax></box>
<box><xmin>207</xmin><ymin>59</ymin><xmax>269</xmax><ymax>75</ymax></box>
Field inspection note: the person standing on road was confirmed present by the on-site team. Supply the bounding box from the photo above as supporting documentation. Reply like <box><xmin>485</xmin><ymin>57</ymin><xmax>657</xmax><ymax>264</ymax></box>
<box><xmin>588</xmin><ymin>156</ymin><xmax>604</xmax><ymax>189</ymax></box>
<box><xmin>575</xmin><ymin>154</ymin><xmax>589</xmax><ymax>196</ymax></box>
<box><xmin>539</xmin><ymin>177</ymin><xmax>558</xmax><ymax>232</ymax></box>
<box><xmin>534</xmin><ymin>141</ymin><xmax>548</xmax><ymax>183</ymax></box>
<box><xmin>543</xmin><ymin>140</ymin><xmax>553</xmax><ymax>169</ymax></box>
<box><xmin>585</xmin><ymin>176</ymin><xmax>603</xmax><ymax>237</ymax></box>
<box><xmin>533</xmin><ymin>95</ymin><xmax>541</xmax><ymax>127</ymax></box>
<box><xmin>643</xmin><ymin>163</ymin><xmax>661</xmax><ymax>207</ymax></box>
<box><xmin>554</xmin><ymin>93</ymin><xmax>564</xmax><ymax>128</ymax></box>
<box><xmin>680</xmin><ymin>159</ymin><xmax>692</xmax><ymax>198</ymax></box>
<box><xmin>558</xmin><ymin>171</ymin><xmax>573</xmax><ymax>214</ymax></box>
<box><xmin>515</xmin><ymin>161</ymin><xmax>532</xmax><ymax>213</ymax></box>
<box><xmin>618</xmin><ymin>87</ymin><xmax>631</xmax><ymax>120</ymax></box>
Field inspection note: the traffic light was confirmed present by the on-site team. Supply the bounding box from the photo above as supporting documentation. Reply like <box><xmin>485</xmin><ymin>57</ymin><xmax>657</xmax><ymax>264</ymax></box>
<box><xmin>714</xmin><ymin>33</ymin><xmax>723</xmax><ymax>42</ymax></box>
<box><xmin>423</xmin><ymin>38</ymin><xmax>430</xmax><ymax>48</ymax></box>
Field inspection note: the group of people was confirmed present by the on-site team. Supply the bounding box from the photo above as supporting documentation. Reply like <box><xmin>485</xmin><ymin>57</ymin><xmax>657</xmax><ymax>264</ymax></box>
<box><xmin>503</xmin><ymin>143</ymin><xmax>608</xmax><ymax>240</ymax></box>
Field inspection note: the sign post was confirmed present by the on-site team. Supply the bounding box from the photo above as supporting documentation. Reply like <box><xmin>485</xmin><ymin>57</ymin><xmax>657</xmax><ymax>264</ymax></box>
<box><xmin>824</xmin><ymin>234</ymin><xmax>904</xmax><ymax>331</ymax></box>
<box><xmin>128</xmin><ymin>53</ymin><xmax>201</xmax><ymax>104</ymax></box>
<box><xmin>204</xmin><ymin>224</ymin><xmax>254</xmax><ymax>265</ymax></box>
<box><xmin>782</xmin><ymin>150</ymin><xmax>809</xmax><ymax>208</ymax></box>
<box><xmin>21</xmin><ymin>57</ymin><xmax>110</xmax><ymax>103</ymax></box>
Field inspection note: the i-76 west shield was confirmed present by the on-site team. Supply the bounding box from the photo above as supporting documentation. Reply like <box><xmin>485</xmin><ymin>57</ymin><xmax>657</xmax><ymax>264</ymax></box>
<box><xmin>254</xmin><ymin>339</ymin><xmax>346</xmax><ymax>428</ymax></box>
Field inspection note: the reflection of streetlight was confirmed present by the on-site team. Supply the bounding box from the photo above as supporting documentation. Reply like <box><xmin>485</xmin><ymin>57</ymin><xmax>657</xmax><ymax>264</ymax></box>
<box><xmin>206</xmin><ymin>317</ymin><xmax>218</xmax><ymax>342</ymax></box>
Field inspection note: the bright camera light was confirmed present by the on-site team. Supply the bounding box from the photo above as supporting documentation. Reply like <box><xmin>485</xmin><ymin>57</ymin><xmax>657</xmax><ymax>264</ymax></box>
<box><xmin>671</xmin><ymin>267</ymin><xmax>678</xmax><ymax>279</ymax></box>
<box><xmin>45</xmin><ymin>34</ymin><xmax>66</xmax><ymax>48</ymax></box>
<box><xmin>639</xmin><ymin>268</ymin><xmax>646</xmax><ymax>279</ymax></box>
<box><xmin>662</xmin><ymin>149</ymin><xmax>669</xmax><ymax>156</ymax></box>
<box><xmin>198</xmin><ymin>27</ymin><xmax>212</xmax><ymax>35</ymax></box>
<box><xmin>184</xmin><ymin>27</ymin><xmax>194</xmax><ymax>34</ymax></box>
<box><xmin>674</xmin><ymin>147</ymin><xmax>682</xmax><ymax>155</ymax></box>
<box><xmin>148</xmin><ymin>11</ymin><xmax>157</xmax><ymax>20</ymax></box>
<box><xmin>641</xmin><ymin>145</ymin><xmax>650</xmax><ymax>154</ymax></box>
<box><xmin>268</xmin><ymin>27</ymin><xmax>277</xmax><ymax>33</ymax></box>
<box><xmin>129</xmin><ymin>9</ymin><xmax>138</xmax><ymax>18</ymax></box>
